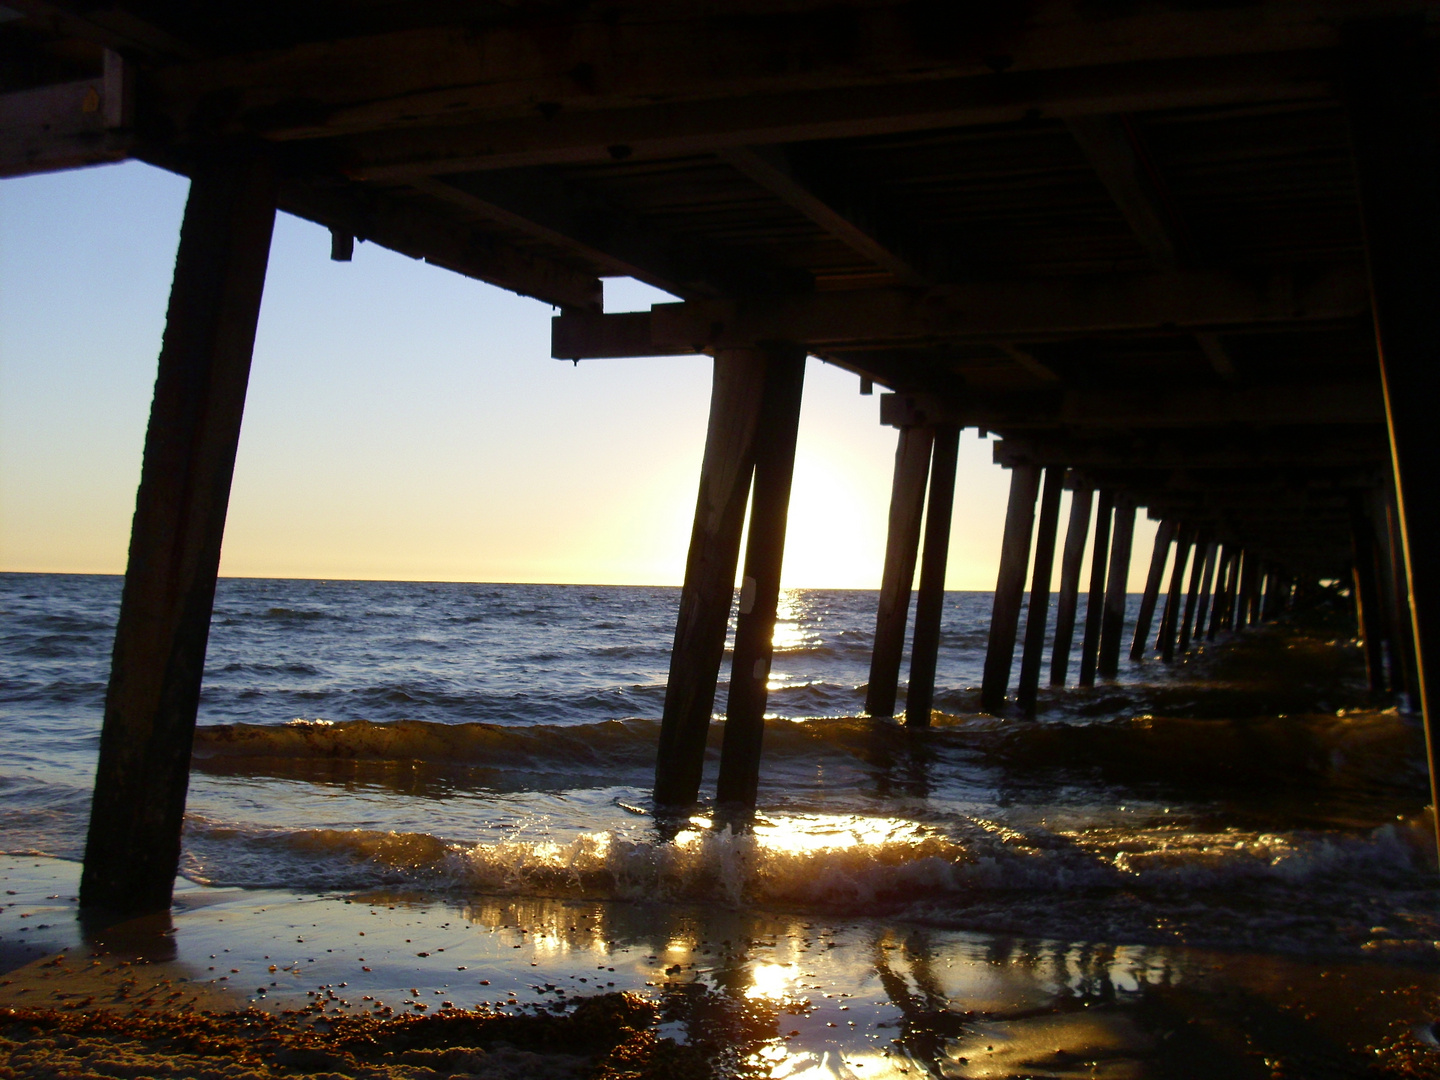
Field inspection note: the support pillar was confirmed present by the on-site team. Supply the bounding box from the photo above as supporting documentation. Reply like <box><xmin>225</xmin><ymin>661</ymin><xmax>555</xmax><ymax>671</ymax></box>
<box><xmin>1351</xmin><ymin>499</ymin><xmax>1387</xmax><ymax>694</ymax></box>
<box><xmin>1050</xmin><ymin>479</ymin><xmax>1094</xmax><ymax>687</ymax></box>
<box><xmin>1078</xmin><ymin>490</ymin><xmax>1114</xmax><ymax>686</ymax></box>
<box><xmin>1236</xmin><ymin>552</ymin><xmax>1258</xmax><ymax>629</ymax></box>
<box><xmin>865</xmin><ymin>426</ymin><xmax>934</xmax><ymax>717</ymax></box>
<box><xmin>1159</xmin><ymin>525</ymin><xmax>1194</xmax><ymax>662</ymax></box>
<box><xmin>1380</xmin><ymin>486</ymin><xmax>1420</xmax><ymax>705</ymax></box>
<box><xmin>904</xmin><ymin>425</ymin><xmax>961</xmax><ymax>727</ymax></box>
<box><xmin>1193</xmin><ymin>541</ymin><xmax>1218</xmax><ymax>643</ymax></box>
<box><xmin>81</xmin><ymin>149</ymin><xmax>277</xmax><ymax>915</ymax></box>
<box><xmin>1097</xmin><ymin>496</ymin><xmax>1136</xmax><ymax>678</ymax></box>
<box><xmin>1179</xmin><ymin>533</ymin><xmax>1207</xmax><ymax>653</ymax></box>
<box><xmin>654</xmin><ymin>350</ymin><xmax>771</xmax><ymax>809</ymax></box>
<box><xmin>981</xmin><ymin>464</ymin><xmax>1041</xmax><ymax>711</ymax></box>
<box><xmin>1130</xmin><ymin>519</ymin><xmax>1176</xmax><ymax>660</ymax></box>
<box><xmin>1018</xmin><ymin>467</ymin><xmax>1065</xmax><ymax>715</ymax></box>
<box><xmin>1208</xmin><ymin>546</ymin><xmax>1235</xmax><ymax>640</ymax></box>
<box><xmin>716</xmin><ymin>344</ymin><xmax>807</xmax><ymax>808</ymax></box>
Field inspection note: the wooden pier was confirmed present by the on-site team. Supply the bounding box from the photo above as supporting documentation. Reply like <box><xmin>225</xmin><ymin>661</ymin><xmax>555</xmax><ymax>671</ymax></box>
<box><xmin>3</xmin><ymin>0</ymin><xmax>1436</xmax><ymax>910</ymax></box>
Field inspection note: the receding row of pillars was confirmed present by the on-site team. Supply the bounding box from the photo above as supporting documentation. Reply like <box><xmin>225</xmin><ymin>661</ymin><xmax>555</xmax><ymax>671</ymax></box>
<box><xmin>69</xmin><ymin>13</ymin><xmax>1440</xmax><ymax>916</ymax></box>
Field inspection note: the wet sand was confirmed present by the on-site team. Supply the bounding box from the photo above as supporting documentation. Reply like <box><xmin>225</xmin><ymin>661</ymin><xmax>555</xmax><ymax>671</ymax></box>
<box><xmin>4</xmin><ymin>855</ymin><xmax>1440</xmax><ymax>1078</ymax></box>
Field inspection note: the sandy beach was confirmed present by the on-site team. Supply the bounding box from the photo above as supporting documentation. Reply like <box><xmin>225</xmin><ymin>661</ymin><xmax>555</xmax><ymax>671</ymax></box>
<box><xmin>4</xmin><ymin>853</ymin><xmax>1440</xmax><ymax>1078</ymax></box>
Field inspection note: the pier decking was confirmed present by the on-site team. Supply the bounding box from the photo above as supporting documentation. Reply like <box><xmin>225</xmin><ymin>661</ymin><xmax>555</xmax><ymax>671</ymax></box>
<box><xmin>3</xmin><ymin>0</ymin><xmax>1435</xmax><ymax>912</ymax></box>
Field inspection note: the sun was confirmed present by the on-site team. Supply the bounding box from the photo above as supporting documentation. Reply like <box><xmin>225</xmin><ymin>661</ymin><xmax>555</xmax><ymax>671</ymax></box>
<box><xmin>779</xmin><ymin>449</ymin><xmax>883</xmax><ymax>589</ymax></box>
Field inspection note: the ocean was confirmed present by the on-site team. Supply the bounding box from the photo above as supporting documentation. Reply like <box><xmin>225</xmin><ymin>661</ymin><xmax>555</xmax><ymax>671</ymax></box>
<box><xmin>2</xmin><ymin>571</ymin><xmax>1434</xmax><ymax>967</ymax></box>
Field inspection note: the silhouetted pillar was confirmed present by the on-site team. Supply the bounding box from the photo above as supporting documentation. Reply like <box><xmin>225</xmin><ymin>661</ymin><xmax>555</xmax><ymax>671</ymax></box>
<box><xmin>81</xmin><ymin>149</ymin><xmax>278</xmax><ymax>915</ymax></box>
<box><xmin>1131</xmin><ymin>519</ymin><xmax>1175</xmax><ymax>660</ymax></box>
<box><xmin>1018</xmin><ymin>467</ymin><xmax>1065</xmax><ymax>715</ymax></box>
<box><xmin>1193</xmin><ymin>541</ymin><xmax>1218</xmax><ymax>642</ymax></box>
<box><xmin>865</xmin><ymin>426</ymin><xmax>934</xmax><ymax>717</ymax></box>
<box><xmin>1379</xmin><ymin>486</ymin><xmax>1419</xmax><ymax>704</ymax></box>
<box><xmin>981</xmin><ymin>464</ymin><xmax>1041</xmax><ymax>711</ymax></box>
<box><xmin>1078</xmin><ymin>490</ymin><xmax>1114</xmax><ymax>686</ymax></box>
<box><xmin>654</xmin><ymin>350</ymin><xmax>771</xmax><ymax>809</ymax></box>
<box><xmin>1209</xmin><ymin>546</ymin><xmax>1235</xmax><ymax>640</ymax></box>
<box><xmin>717</xmin><ymin>344</ymin><xmax>807</xmax><ymax>809</ymax></box>
<box><xmin>904</xmin><ymin>425</ymin><xmax>961</xmax><ymax>727</ymax></box>
<box><xmin>1050</xmin><ymin>479</ymin><xmax>1094</xmax><ymax>687</ymax></box>
<box><xmin>1179</xmin><ymin>532</ymin><xmax>1207</xmax><ymax>652</ymax></box>
<box><xmin>1159</xmin><ymin>525</ymin><xmax>1194</xmax><ymax>662</ymax></box>
<box><xmin>1097</xmin><ymin>496</ymin><xmax>1136</xmax><ymax>678</ymax></box>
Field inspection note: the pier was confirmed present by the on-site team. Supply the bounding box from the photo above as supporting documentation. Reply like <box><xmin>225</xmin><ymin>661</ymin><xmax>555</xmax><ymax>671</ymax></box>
<box><xmin>3</xmin><ymin>0</ymin><xmax>1435</xmax><ymax>913</ymax></box>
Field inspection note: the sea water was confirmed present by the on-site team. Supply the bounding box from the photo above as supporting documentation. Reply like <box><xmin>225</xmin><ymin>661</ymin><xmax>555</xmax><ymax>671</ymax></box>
<box><xmin>1</xmin><ymin>572</ymin><xmax>1436</xmax><ymax>966</ymax></box>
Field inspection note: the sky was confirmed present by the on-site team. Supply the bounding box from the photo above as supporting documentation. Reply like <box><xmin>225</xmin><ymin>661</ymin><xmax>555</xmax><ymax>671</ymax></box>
<box><xmin>1</xmin><ymin>160</ymin><xmax>1158</xmax><ymax>590</ymax></box>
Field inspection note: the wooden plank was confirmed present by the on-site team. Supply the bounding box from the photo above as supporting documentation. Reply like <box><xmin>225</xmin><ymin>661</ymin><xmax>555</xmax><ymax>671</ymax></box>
<box><xmin>904</xmin><ymin>425</ymin><xmax>960</xmax><ymax>728</ymax></box>
<box><xmin>1346</xmin><ymin>15</ymin><xmax>1440</xmax><ymax>854</ymax></box>
<box><xmin>1050</xmin><ymin>479</ymin><xmax>1093</xmax><ymax>687</ymax></box>
<box><xmin>345</xmin><ymin>50</ymin><xmax>1342</xmax><ymax>180</ymax></box>
<box><xmin>80</xmin><ymin>148</ymin><xmax>277</xmax><ymax>916</ymax></box>
<box><xmin>1018</xmin><ymin>466</ymin><xmax>1065</xmax><ymax>715</ymax></box>
<box><xmin>0</xmin><ymin>71</ymin><xmax>133</xmax><ymax>178</ymax></box>
<box><xmin>1079</xmin><ymin>490</ymin><xmax>1114</xmax><ymax>686</ymax></box>
<box><xmin>982</xmin><ymin>465</ymin><xmax>1041</xmax><ymax>711</ymax></box>
<box><xmin>1097</xmin><ymin>496</ymin><xmax>1137</xmax><ymax>677</ymax></box>
<box><xmin>653</xmin><ymin>349</ymin><xmax>768</xmax><ymax>810</ymax></box>
<box><xmin>865</xmin><ymin>426</ymin><xmax>934</xmax><ymax>718</ymax></box>
<box><xmin>994</xmin><ymin>431</ymin><xmax>1388</xmax><ymax>470</ymax></box>
<box><xmin>716</xmin><ymin>344</ymin><xmax>807</xmax><ymax>812</ymax></box>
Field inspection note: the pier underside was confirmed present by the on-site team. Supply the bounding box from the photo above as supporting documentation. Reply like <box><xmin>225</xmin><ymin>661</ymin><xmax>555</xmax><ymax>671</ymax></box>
<box><xmin>4</xmin><ymin>0</ymin><xmax>1437</xmax><ymax>909</ymax></box>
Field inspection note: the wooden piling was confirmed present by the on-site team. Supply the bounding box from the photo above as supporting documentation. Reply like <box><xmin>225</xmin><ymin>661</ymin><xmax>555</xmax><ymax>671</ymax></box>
<box><xmin>865</xmin><ymin>426</ymin><xmax>934</xmax><ymax>717</ymax></box>
<box><xmin>1209</xmin><ymin>546</ymin><xmax>1235</xmax><ymax>640</ymax></box>
<box><xmin>1078</xmin><ymin>490</ymin><xmax>1114</xmax><ymax>686</ymax></box>
<box><xmin>1379</xmin><ymin>486</ymin><xmax>1420</xmax><ymax>704</ymax></box>
<box><xmin>1234</xmin><ymin>552</ymin><xmax>1257</xmax><ymax>629</ymax></box>
<box><xmin>80</xmin><ymin>149</ymin><xmax>278</xmax><ymax>915</ymax></box>
<box><xmin>1097</xmin><ymin>495</ymin><xmax>1136</xmax><ymax>678</ymax></box>
<box><xmin>981</xmin><ymin>464</ymin><xmax>1042</xmax><ymax>711</ymax></box>
<box><xmin>1050</xmin><ymin>479</ymin><xmax>1094</xmax><ymax>687</ymax></box>
<box><xmin>1350</xmin><ymin>499</ymin><xmax>1387</xmax><ymax>694</ymax></box>
<box><xmin>1193</xmin><ymin>541</ymin><xmax>1218</xmax><ymax>642</ymax></box>
<box><xmin>904</xmin><ymin>424</ymin><xmax>961</xmax><ymax>727</ymax></box>
<box><xmin>1130</xmin><ymin>519</ymin><xmax>1176</xmax><ymax>660</ymax></box>
<box><xmin>1179</xmin><ymin>532</ymin><xmax>1207</xmax><ymax>652</ymax></box>
<box><xmin>716</xmin><ymin>344</ymin><xmax>807</xmax><ymax>809</ymax></box>
<box><xmin>1159</xmin><ymin>525</ymin><xmax>1194</xmax><ymax>662</ymax></box>
<box><xmin>1018</xmin><ymin>466</ymin><xmax>1065</xmax><ymax>715</ymax></box>
<box><xmin>653</xmin><ymin>349</ymin><xmax>770</xmax><ymax>809</ymax></box>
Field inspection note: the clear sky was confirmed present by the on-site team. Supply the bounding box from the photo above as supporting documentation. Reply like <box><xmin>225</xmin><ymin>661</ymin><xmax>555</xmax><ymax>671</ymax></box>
<box><xmin>1</xmin><ymin>160</ymin><xmax>1158</xmax><ymax>590</ymax></box>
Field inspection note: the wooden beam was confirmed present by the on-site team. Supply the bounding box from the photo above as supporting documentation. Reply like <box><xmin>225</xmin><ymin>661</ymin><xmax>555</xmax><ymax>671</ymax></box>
<box><xmin>342</xmin><ymin>50</ymin><xmax>1344</xmax><ymax>181</ymax></box>
<box><xmin>653</xmin><ymin>350</ymin><xmax>768</xmax><ymax>810</ymax></box>
<box><xmin>277</xmin><ymin>180</ymin><xmax>602</xmax><ymax>311</ymax></box>
<box><xmin>80</xmin><ymin>148</ymin><xmax>277</xmax><ymax>915</ymax></box>
<box><xmin>866</xmin><ymin>426</ymin><xmax>934</xmax><ymax>718</ymax></box>
<box><xmin>993</xmin><ymin>431</ymin><xmax>1388</xmax><ymax>470</ymax></box>
<box><xmin>905</xmin><ymin>425</ymin><xmax>960</xmax><ymax>728</ymax></box>
<box><xmin>0</xmin><ymin>55</ymin><xmax>134</xmax><ymax>178</ymax></box>
<box><xmin>1064</xmin><ymin>114</ymin><xmax>1179</xmax><ymax>267</ymax></box>
<box><xmin>718</xmin><ymin>146</ymin><xmax>928</xmax><ymax>286</ymax></box>
<box><xmin>153</xmin><ymin>3</ymin><xmax>1408</xmax><ymax>142</ymax></box>
<box><xmin>554</xmin><ymin>263</ymin><xmax>1371</xmax><ymax>356</ymax></box>
<box><xmin>716</xmin><ymin>344</ymin><xmax>807</xmax><ymax>812</ymax></box>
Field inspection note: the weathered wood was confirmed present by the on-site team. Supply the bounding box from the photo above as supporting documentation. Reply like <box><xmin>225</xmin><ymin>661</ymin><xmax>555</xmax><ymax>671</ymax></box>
<box><xmin>1097</xmin><ymin>495</ymin><xmax>1136</xmax><ymax>678</ymax></box>
<box><xmin>1130</xmin><ymin>519</ymin><xmax>1176</xmax><ymax>660</ymax></box>
<box><xmin>1208</xmin><ymin>546</ymin><xmax>1235</xmax><ymax>640</ymax></box>
<box><xmin>1050</xmin><ymin>480</ymin><xmax>1094</xmax><ymax>687</ymax></box>
<box><xmin>904</xmin><ymin>425</ymin><xmax>961</xmax><ymax>728</ymax></box>
<box><xmin>1065</xmin><ymin>114</ymin><xmax>1179</xmax><ymax>267</ymax></box>
<box><xmin>1159</xmin><ymin>525</ymin><xmax>1194</xmax><ymax>662</ymax></box>
<box><xmin>1193</xmin><ymin>541</ymin><xmax>1219</xmax><ymax>642</ymax></box>
<box><xmin>716</xmin><ymin>344</ymin><xmax>807</xmax><ymax>810</ymax></box>
<box><xmin>865</xmin><ymin>425</ymin><xmax>934</xmax><ymax>718</ymax></box>
<box><xmin>653</xmin><ymin>349</ymin><xmax>769</xmax><ymax>809</ymax></box>
<box><xmin>80</xmin><ymin>148</ymin><xmax>277</xmax><ymax>915</ymax></box>
<box><xmin>981</xmin><ymin>464</ymin><xmax>1042</xmax><ymax>711</ymax></box>
<box><xmin>1179</xmin><ymin>532</ymin><xmax>1208</xmax><ymax>652</ymax></box>
<box><xmin>1346</xmin><ymin>21</ymin><xmax>1440</xmax><ymax>858</ymax></box>
<box><xmin>1018</xmin><ymin>467</ymin><xmax>1065</xmax><ymax>715</ymax></box>
<box><xmin>1079</xmin><ymin>490</ymin><xmax>1114</xmax><ymax>686</ymax></box>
